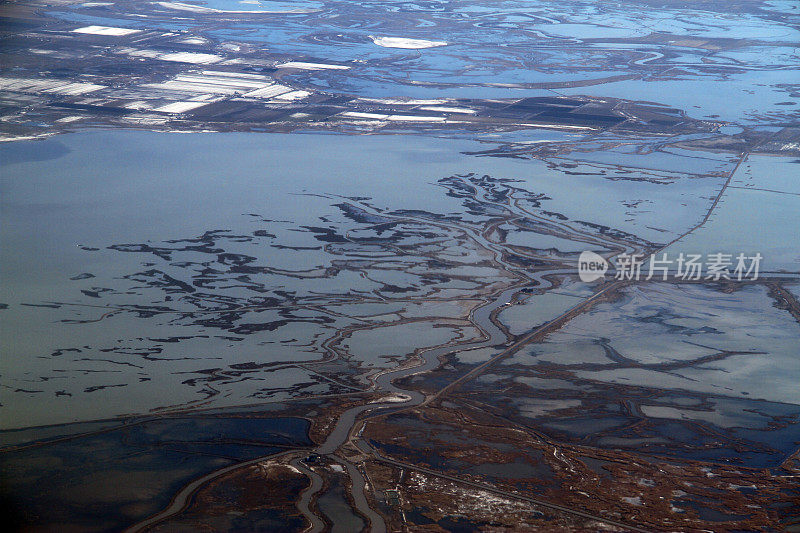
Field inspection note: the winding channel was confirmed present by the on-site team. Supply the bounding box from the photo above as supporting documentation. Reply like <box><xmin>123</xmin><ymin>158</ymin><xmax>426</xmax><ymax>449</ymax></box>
<box><xmin>127</xmin><ymin>177</ymin><xmax>639</xmax><ymax>532</ymax></box>
<box><xmin>292</xmin><ymin>182</ymin><xmax>634</xmax><ymax>530</ymax></box>
<box><xmin>300</xmin><ymin>249</ymin><xmax>575</xmax><ymax>531</ymax></box>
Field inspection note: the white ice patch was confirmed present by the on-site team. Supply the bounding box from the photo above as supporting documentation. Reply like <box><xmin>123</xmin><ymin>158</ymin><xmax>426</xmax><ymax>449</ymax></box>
<box><xmin>370</xmin><ymin>36</ymin><xmax>447</xmax><ymax>49</ymax></box>
<box><xmin>272</xmin><ymin>90</ymin><xmax>311</xmax><ymax>101</ymax></box>
<box><xmin>419</xmin><ymin>106</ymin><xmax>476</xmax><ymax>114</ymax></box>
<box><xmin>178</xmin><ymin>37</ymin><xmax>207</xmax><ymax>45</ymax></box>
<box><xmin>156</xmin><ymin>1</ymin><xmax>318</xmax><ymax>14</ymax></box>
<box><xmin>369</xmin><ymin>394</ymin><xmax>411</xmax><ymax>403</ymax></box>
<box><xmin>159</xmin><ymin>52</ymin><xmax>223</xmax><ymax>64</ymax></box>
<box><xmin>357</xmin><ymin>98</ymin><xmax>448</xmax><ymax>105</ymax></box>
<box><xmin>0</xmin><ymin>76</ymin><xmax>105</xmax><ymax>95</ymax></box>
<box><xmin>386</xmin><ymin>114</ymin><xmax>446</xmax><ymax>122</ymax></box>
<box><xmin>275</xmin><ymin>61</ymin><xmax>350</xmax><ymax>70</ymax></box>
<box><xmin>73</xmin><ymin>25</ymin><xmax>140</xmax><ymax>36</ymax></box>
<box><xmin>622</xmin><ymin>496</ymin><xmax>643</xmax><ymax>506</ymax></box>
<box><xmin>154</xmin><ymin>101</ymin><xmax>210</xmax><ymax>113</ymax></box>
<box><xmin>340</xmin><ymin>111</ymin><xmax>389</xmax><ymax>120</ymax></box>
<box><xmin>242</xmin><ymin>84</ymin><xmax>293</xmax><ymax>98</ymax></box>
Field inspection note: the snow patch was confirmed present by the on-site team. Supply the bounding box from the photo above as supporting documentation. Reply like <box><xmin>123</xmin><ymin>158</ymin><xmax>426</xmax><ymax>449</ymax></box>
<box><xmin>370</xmin><ymin>36</ymin><xmax>447</xmax><ymax>49</ymax></box>
<box><xmin>73</xmin><ymin>25</ymin><xmax>140</xmax><ymax>36</ymax></box>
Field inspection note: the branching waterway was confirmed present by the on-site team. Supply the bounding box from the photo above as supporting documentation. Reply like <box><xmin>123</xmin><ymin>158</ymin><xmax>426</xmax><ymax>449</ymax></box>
<box><xmin>4</xmin><ymin>109</ymin><xmax>799</xmax><ymax>531</ymax></box>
